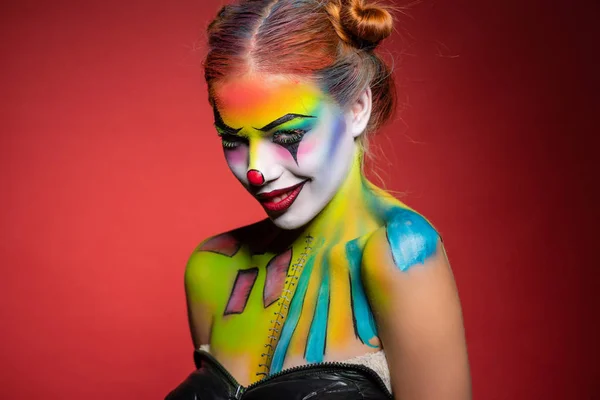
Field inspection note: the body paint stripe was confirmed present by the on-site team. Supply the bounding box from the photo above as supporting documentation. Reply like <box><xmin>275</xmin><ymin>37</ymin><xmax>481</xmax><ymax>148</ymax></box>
<box><xmin>198</xmin><ymin>233</ymin><xmax>241</xmax><ymax>257</ymax></box>
<box><xmin>346</xmin><ymin>239</ymin><xmax>378</xmax><ymax>347</ymax></box>
<box><xmin>270</xmin><ymin>255</ymin><xmax>316</xmax><ymax>374</ymax></box>
<box><xmin>304</xmin><ymin>248</ymin><xmax>331</xmax><ymax>363</ymax></box>
<box><xmin>385</xmin><ymin>208</ymin><xmax>439</xmax><ymax>272</ymax></box>
<box><xmin>223</xmin><ymin>268</ymin><xmax>258</xmax><ymax>315</ymax></box>
<box><xmin>263</xmin><ymin>249</ymin><xmax>293</xmax><ymax>308</ymax></box>
<box><xmin>348</xmin><ymin>272</ymin><xmax>359</xmax><ymax>339</ymax></box>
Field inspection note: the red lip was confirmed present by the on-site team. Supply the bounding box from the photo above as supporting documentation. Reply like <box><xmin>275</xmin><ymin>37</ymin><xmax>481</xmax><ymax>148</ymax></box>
<box><xmin>256</xmin><ymin>181</ymin><xmax>307</xmax><ymax>212</ymax></box>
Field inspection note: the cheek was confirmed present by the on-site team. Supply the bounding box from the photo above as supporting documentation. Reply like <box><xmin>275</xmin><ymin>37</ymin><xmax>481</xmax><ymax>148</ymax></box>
<box><xmin>296</xmin><ymin>134</ymin><xmax>323</xmax><ymax>164</ymax></box>
<box><xmin>297</xmin><ymin>136</ymin><xmax>317</xmax><ymax>157</ymax></box>
<box><xmin>224</xmin><ymin>147</ymin><xmax>248</xmax><ymax>180</ymax></box>
<box><xmin>274</xmin><ymin>145</ymin><xmax>295</xmax><ymax>161</ymax></box>
<box><xmin>327</xmin><ymin>117</ymin><xmax>347</xmax><ymax>158</ymax></box>
<box><xmin>296</xmin><ymin>116</ymin><xmax>347</xmax><ymax>165</ymax></box>
<box><xmin>224</xmin><ymin>147</ymin><xmax>248</xmax><ymax>166</ymax></box>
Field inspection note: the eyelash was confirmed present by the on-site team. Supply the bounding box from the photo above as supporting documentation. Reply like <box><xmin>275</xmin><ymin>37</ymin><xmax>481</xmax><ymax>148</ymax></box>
<box><xmin>220</xmin><ymin>134</ymin><xmax>245</xmax><ymax>149</ymax></box>
<box><xmin>272</xmin><ymin>129</ymin><xmax>307</xmax><ymax>145</ymax></box>
<box><xmin>219</xmin><ymin>129</ymin><xmax>308</xmax><ymax>149</ymax></box>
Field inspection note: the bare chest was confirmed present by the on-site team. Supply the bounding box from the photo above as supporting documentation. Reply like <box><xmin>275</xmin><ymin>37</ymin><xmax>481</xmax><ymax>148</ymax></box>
<box><xmin>209</xmin><ymin>235</ymin><xmax>381</xmax><ymax>384</ymax></box>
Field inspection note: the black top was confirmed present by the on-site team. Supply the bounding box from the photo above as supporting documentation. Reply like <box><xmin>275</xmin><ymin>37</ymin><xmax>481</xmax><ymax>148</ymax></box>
<box><xmin>165</xmin><ymin>350</ymin><xmax>394</xmax><ymax>400</ymax></box>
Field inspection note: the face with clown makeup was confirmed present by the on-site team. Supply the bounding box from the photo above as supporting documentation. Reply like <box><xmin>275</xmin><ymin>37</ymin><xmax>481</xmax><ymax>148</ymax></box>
<box><xmin>211</xmin><ymin>74</ymin><xmax>371</xmax><ymax>230</ymax></box>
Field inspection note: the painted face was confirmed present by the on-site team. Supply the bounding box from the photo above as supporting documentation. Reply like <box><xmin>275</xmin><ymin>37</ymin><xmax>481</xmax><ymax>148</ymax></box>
<box><xmin>211</xmin><ymin>74</ymin><xmax>358</xmax><ymax>229</ymax></box>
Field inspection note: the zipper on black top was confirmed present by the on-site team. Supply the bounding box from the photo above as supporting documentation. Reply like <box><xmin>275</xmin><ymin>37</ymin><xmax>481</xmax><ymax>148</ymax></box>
<box><xmin>232</xmin><ymin>385</ymin><xmax>244</xmax><ymax>400</ymax></box>
<box><xmin>196</xmin><ymin>350</ymin><xmax>244</xmax><ymax>399</ymax></box>
<box><xmin>245</xmin><ymin>360</ymin><xmax>393</xmax><ymax>399</ymax></box>
<box><xmin>197</xmin><ymin>350</ymin><xmax>392</xmax><ymax>399</ymax></box>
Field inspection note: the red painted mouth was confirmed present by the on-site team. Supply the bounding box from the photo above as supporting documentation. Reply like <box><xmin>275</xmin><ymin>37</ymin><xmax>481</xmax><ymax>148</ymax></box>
<box><xmin>256</xmin><ymin>181</ymin><xmax>307</xmax><ymax>212</ymax></box>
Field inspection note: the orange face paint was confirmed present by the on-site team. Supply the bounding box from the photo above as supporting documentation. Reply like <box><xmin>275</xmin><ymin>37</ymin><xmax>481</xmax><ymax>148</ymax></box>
<box><xmin>212</xmin><ymin>74</ymin><xmax>325</xmax><ymax>136</ymax></box>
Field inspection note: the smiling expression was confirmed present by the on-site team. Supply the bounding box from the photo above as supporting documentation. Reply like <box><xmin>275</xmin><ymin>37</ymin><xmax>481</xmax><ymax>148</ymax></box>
<box><xmin>211</xmin><ymin>74</ymin><xmax>358</xmax><ymax>229</ymax></box>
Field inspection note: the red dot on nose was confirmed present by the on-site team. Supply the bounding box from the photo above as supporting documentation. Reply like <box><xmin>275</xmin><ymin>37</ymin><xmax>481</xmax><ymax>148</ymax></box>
<box><xmin>247</xmin><ymin>169</ymin><xmax>265</xmax><ymax>186</ymax></box>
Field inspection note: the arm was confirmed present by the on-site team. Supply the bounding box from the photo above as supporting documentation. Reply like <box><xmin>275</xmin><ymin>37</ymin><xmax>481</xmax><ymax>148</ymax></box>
<box><xmin>184</xmin><ymin>232</ymin><xmax>243</xmax><ymax>349</ymax></box>
<box><xmin>185</xmin><ymin>257</ymin><xmax>212</xmax><ymax>349</ymax></box>
<box><xmin>166</xmin><ymin>237</ymin><xmax>235</xmax><ymax>399</ymax></box>
<box><xmin>362</xmin><ymin>216</ymin><xmax>471</xmax><ymax>400</ymax></box>
<box><xmin>184</xmin><ymin>239</ymin><xmax>220</xmax><ymax>349</ymax></box>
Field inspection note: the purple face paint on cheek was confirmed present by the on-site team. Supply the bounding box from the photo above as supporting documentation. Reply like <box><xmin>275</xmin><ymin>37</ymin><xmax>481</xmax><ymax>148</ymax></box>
<box><xmin>327</xmin><ymin>116</ymin><xmax>347</xmax><ymax>159</ymax></box>
<box><xmin>224</xmin><ymin>147</ymin><xmax>248</xmax><ymax>166</ymax></box>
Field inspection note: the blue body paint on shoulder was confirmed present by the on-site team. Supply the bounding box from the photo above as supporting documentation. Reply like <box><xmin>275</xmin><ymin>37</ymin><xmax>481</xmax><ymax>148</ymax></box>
<box><xmin>385</xmin><ymin>208</ymin><xmax>439</xmax><ymax>272</ymax></box>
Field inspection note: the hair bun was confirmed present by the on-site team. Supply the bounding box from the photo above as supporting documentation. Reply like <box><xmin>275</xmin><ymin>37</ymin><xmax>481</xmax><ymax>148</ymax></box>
<box><xmin>340</xmin><ymin>0</ymin><xmax>393</xmax><ymax>49</ymax></box>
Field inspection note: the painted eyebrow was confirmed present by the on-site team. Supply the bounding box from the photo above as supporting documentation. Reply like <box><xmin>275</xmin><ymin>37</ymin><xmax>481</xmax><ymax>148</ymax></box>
<box><xmin>255</xmin><ymin>114</ymin><xmax>316</xmax><ymax>132</ymax></box>
<box><xmin>213</xmin><ymin>108</ymin><xmax>242</xmax><ymax>135</ymax></box>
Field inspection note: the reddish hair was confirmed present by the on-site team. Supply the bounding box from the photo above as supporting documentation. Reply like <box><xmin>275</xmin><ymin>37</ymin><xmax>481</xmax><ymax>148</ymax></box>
<box><xmin>204</xmin><ymin>0</ymin><xmax>396</xmax><ymax>137</ymax></box>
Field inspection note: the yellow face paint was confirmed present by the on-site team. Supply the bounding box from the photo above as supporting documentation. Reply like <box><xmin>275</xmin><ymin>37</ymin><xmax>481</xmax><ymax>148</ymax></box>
<box><xmin>210</xmin><ymin>73</ymin><xmax>361</xmax><ymax>231</ymax></box>
<box><xmin>212</xmin><ymin>74</ymin><xmax>324</xmax><ymax>136</ymax></box>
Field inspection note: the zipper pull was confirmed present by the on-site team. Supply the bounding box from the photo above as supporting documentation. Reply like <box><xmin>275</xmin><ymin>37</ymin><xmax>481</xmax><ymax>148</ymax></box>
<box><xmin>232</xmin><ymin>385</ymin><xmax>244</xmax><ymax>400</ymax></box>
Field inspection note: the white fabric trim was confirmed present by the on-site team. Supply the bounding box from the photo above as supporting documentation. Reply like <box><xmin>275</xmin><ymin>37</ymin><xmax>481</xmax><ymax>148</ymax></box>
<box><xmin>197</xmin><ymin>345</ymin><xmax>391</xmax><ymax>392</ymax></box>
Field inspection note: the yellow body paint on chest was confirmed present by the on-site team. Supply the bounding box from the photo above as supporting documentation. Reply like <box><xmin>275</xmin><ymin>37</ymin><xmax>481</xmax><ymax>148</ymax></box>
<box><xmin>188</xmin><ymin>152</ymin><xmax>439</xmax><ymax>382</ymax></box>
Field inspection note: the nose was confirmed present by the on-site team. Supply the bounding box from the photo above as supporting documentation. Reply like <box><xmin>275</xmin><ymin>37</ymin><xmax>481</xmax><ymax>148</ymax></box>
<box><xmin>247</xmin><ymin>169</ymin><xmax>265</xmax><ymax>186</ymax></box>
<box><xmin>246</xmin><ymin>139</ymin><xmax>282</xmax><ymax>186</ymax></box>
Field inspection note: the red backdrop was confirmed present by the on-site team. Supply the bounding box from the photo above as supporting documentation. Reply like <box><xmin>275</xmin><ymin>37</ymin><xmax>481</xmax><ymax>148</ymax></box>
<box><xmin>0</xmin><ymin>0</ymin><xmax>596</xmax><ymax>398</ymax></box>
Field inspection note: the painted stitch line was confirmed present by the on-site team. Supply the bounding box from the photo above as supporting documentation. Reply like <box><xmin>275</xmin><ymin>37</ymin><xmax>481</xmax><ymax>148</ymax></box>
<box><xmin>255</xmin><ymin>235</ymin><xmax>314</xmax><ymax>377</ymax></box>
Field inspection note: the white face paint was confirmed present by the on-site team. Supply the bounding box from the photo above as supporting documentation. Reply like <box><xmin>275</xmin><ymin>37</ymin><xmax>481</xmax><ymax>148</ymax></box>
<box><xmin>211</xmin><ymin>74</ymin><xmax>359</xmax><ymax>229</ymax></box>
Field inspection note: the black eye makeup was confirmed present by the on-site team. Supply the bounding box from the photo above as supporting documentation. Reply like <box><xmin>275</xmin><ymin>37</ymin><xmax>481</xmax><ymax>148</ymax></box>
<box><xmin>212</xmin><ymin>109</ymin><xmax>317</xmax><ymax>163</ymax></box>
<box><xmin>271</xmin><ymin>127</ymin><xmax>312</xmax><ymax>163</ymax></box>
<box><xmin>217</xmin><ymin>130</ymin><xmax>248</xmax><ymax>149</ymax></box>
<box><xmin>217</xmin><ymin>127</ymin><xmax>308</xmax><ymax>153</ymax></box>
<box><xmin>272</xmin><ymin>128</ymin><xmax>307</xmax><ymax>146</ymax></box>
<box><xmin>213</xmin><ymin>107</ymin><xmax>244</xmax><ymax>149</ymax></box>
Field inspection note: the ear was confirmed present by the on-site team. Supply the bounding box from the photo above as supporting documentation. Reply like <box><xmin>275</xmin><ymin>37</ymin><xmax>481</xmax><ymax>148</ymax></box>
<box><xmin>348</xmin><ymin>87</ymin><xmax>373</xmax><ymax>138</ymax></box>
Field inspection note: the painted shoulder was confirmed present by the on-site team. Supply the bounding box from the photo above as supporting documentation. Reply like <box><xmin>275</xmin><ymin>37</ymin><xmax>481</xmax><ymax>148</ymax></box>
<box><xmin>185</xmin><ymin>230</ymin><xmax>243</xmax><ymax>295</ymax></box>
<box><xmin>192</xmin><ymin>231</ymin><xmax>244</xmax><ymax>258</ymax></box>
<box><xmin>185</xmin><ymin>222</ymin><xmax>265</xmax><ymax>309</ymax></box>
<box><xmin>188</xmin><ymin>219</ymin><xmax>271</xmax><ymax>260</ymax></box>
<box><xmin>381</xmin><ymin>206</ymin><xmax>441</xmax><ymax>272</ymax></box>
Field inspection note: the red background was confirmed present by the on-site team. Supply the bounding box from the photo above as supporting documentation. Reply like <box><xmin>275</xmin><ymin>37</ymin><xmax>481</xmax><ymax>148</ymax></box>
<box><xmin>1</xmin><ymin>0</ymin><xmax>596</xmax><ymax>398</ymax></box>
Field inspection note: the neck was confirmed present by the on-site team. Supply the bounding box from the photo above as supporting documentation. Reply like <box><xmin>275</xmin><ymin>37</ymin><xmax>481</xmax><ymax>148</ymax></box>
<box><xmin>302</xmin><ymin>150</ymin><xmax>394</xmax><ymax>242</ymax></box>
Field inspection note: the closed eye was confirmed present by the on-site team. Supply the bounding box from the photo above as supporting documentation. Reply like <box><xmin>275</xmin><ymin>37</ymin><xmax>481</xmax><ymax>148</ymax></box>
<box><xmin>219</xmin><ymin>133</ymin><xmax>248</xmax><ymax>149</ymax></box>
<box><xmin>272</xmin><ymin>129</ymin><xmax>307</xmax><ymax>146</ymax></box>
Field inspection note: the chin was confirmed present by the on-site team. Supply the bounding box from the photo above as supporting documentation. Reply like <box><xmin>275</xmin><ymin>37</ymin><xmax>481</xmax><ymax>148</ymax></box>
<box><xmin>259</xmin><ymin>182</ymin><xmax>317</xmax><ymax>230</ymax></box>
<box><xmin>268</xmin><ymin>211</ymin><xmax>312</xmax><ymax>230</ymax></box>
<box><xmin>266</xmin><ymin>197</ymin><xmax>324</xmax><ymax>230</ymax></box>
<box><xmin>265</xmin><ymin>184</ymin><xmax>339</xmax><ymax>231</ymax></box>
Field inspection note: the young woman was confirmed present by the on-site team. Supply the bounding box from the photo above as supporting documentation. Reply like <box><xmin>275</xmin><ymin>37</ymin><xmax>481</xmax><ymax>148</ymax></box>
<box><xmin>167</xmin><ymin>0</ymin><xmax>471</xmax><ymax>398</ymax></box>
